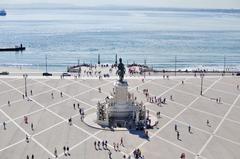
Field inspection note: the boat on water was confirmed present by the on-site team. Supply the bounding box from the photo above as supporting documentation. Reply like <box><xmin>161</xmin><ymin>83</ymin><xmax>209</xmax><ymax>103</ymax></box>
<box><xmin>0</xmin><ymin>44</ymin><xmax>26</xmax><ymax>52</ymax></box>
<box><xmin>0</xmin><ymin>9</ymin><xmax>7</xmax><ymax>16</ymax></box>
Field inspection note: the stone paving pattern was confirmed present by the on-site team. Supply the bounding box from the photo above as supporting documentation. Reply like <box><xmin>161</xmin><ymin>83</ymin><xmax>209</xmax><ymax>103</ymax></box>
<box><xmin>0</xmin><ymin>75</ymin><xmax>240</xmax><ymax>159</ymax></box>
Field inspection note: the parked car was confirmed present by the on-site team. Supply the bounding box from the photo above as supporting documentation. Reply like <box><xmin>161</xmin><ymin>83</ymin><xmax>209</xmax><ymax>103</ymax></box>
<box><xmin>236</xmin><ymin>72</ymin><xmax>240</xmax><ymax>76</ymax></box>
<box><xmin>43</xmin><ymin>72</ymin><xmax>52</xmax><ymax>76</ymax></box>
<box><xmin>62</xmin><ymin>73</ymin><xmax>71</xmax><ymax>77</ymax></box>
<box><xmin>0</xmin><ymin>71</ymin><xmax>9</xmax><ymax>75</ymax></box>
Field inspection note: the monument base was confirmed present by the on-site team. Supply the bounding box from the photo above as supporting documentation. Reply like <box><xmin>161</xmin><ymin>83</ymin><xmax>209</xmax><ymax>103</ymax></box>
<box><xmin>84</xmin><ymin>112</ymin><xmax>158</xmax><ymax>131</ymax></box>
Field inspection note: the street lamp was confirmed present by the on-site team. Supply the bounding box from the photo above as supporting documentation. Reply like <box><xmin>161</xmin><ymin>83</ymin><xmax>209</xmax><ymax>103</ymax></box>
<box><xmin>200</xmin><ymin>73</ymin><xmax>204</xmax><ymax>95</ymax></box>
<box><xmin>23</xmin><ymin>74</ymin><xmax>28</xmax><ymax>97</ymax></box>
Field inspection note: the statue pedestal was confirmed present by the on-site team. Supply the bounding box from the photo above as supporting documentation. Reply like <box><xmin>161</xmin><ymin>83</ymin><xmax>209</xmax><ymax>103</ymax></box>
<box><xmin>94</xmin><ymin>79</ymin><xmax>147</xmax><ymax>129</ymax></box>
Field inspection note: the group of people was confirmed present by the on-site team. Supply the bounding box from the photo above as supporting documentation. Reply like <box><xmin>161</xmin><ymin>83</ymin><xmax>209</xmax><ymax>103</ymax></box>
<box><xmin>51</xmin><ymin>91</ymin><xmax>63</xmax><ymax>99</ymax></box>
<box><xmin>94</xmin><ymin>140</ymin><xmax>108</xmax><ymax>151</ymax></box>
<box><xmin>148</xmin><ymin>96</ymin><xmax>167</xmax><ymax>106</ymax></box>
<box><xmin>133</xmin><ymin>149</ymin><xmax>144</xmax><ymax>159</ymax></box>
<box><xmin>93</xmin><ymin>137</ymin><xmax>130</xmax><ymax>159</ymax></box>
<box><xmin>26</xmin><ymin>154</ymin><xmax>35</xmax><ymax>159</ymax></box>
<box><xmin>216</xmin><ymin>97</ymin><xmax>222</xmax><ymax>104</ymax></box>
<box><xmin>24</xmin><ymin>116</ymin><xmax>34</xmax><ymax>131</ymax></box>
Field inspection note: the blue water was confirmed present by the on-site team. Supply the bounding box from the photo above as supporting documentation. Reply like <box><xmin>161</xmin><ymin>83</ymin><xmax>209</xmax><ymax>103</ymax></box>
<box><xmin>0</xmin><ymin>8</ymin><xmax>240</xmax><ymax>71</ymax></box>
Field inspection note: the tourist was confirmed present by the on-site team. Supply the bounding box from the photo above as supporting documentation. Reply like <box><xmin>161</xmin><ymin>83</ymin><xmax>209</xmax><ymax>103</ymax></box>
<box><xmin>180</xmin><ymin>153</ymin><xmax>186</xmax><ymax>159</ymax></box>
<box><xmin>113</xmin><ymin>142</ymin><xmax>116</xmax><ymax>151</ymax></box>
<box><xmin>54</xmin><ymin>148</ymin><xmax>58</xmax><ymax>158</ymax></box>
<box><xmin>120</xmin><ymin>137</ymin><xmax>124</xmax><ymax>147</ymax></box>
<box><xmin>105</xmin><ymin>140</ymin><xmax>108</xmax><ymax>149</ymax></box>
<box><xmin>79</xmin><ymin>108</ymin><xmax>82</xmax><ymax>115</ymax></box>
<box><xmin>60</xmin><ymin>92</ymin><xmax>63</xmax><ymax>97</ymax></box>
<box><xmin>63</xmin><ymin>146</ymin><xmax>66</xmax><ymax>155</ymax></box>
<box><xmin>23</xmin><ymin>94</ymin><xmax>25</xmax><ymax>99</ymax></box>
<box><xmin>26</xmin><ymin>155</ymin><xmax>29</xmax><ymax>159</ymax></box>
<box><xmin>51</xmin><ymin>93</ymin><xmax>54</xmax><ymax>99</ymax></box>
<box><xmin>77</xmin><ymin>103</ymin><xmax>80</xmax><ymax>109</ymax></box>
<box><xmin>207</xmin><ymin>120</ymin><xmax>210</xmax><ymax>127</ymax></box>
<box><xmin>31</xmin><ymin>154</ymin><xmax>34</xmax><ymax>159</ymax></box>
<box><xmin>94</xmin><ymin>141</ymin><xmax>97</xmax><ymax>150</ymax></box>
<box><xmin>3</xmin><ymin>121</ymin><xmax>6</xmax><ymax>130</ymax></box>
<box><xmin>108</xmin><ymin>150</ymin><xmax>112</xmax><ymax>159</ymax></box>
<box><xmin>102</xmin><ymin>140</ymin><xmax>105</xmax><ymax>150</ymax></box>
<box><xmin>98</xmin><ymin>87</ymin><xmax>101</xmax><ymax>93</ymax></box>
<box><xmin>116</xmin><ymin>143</ymin><xmax>119</xmax><ymax>151</ymax></box>
<box><xmin>26</xmin><ymin>134</ymin><xmax>29</xmax><ymax>143</ymax></box>
<box><xmin>188</xmin><ymin>125</ymin><xmax>191</xmax><ymax>133</ymax></box>
<box><xmin>73</xmin><ymin>103</ymin><xmax>76</xmax><ymax>110</ymax></box>
<box><xmin>175</xmin><ymin>124</ymin><xmax>178</xmax><ymax>132</ymax></box>
<box><xmin>24</xmin><ymin>116</ymin><xmax>28</xmax><ymax>124</ymax></box>
<box><xmin>8</xmin><ymin>100</ymin><xmax>10</xmax><ymax>106</ymax></box>
<box><xmin>98</xmin><ymin>141</ymin><xmax>101</xmax><ymax>150</ymax></box>
<box><xmin>66</xmin><ymin>146</ymin><xmax>70</xmax><ymax>155</ymax></box>
<box><xmin>177</xmin><ymin>131</ymin><xmax>180</xmax><ymax>140</ymax></box>
<box><xmin>30</xmin><ymin>90</ymin><xmax>33</xmax><ymax>95</ymax></box>
<box><xmin>237</xmin><ymin>85</ymin><xmax>239</xmax><ymax>90</ymax></box>
<box><xmin>170</xmin><ymin>95</ymin><xmax>173</xmax><ymax>101</ymax></box>
<box><xmin>31</xmin><ymin>123</ymin><xmax>34</xmax><ymax>131</ymax></box>
<box><xmin>182</xmin><ymin>81</ymin><xmax>184</xmax><ymax>85</ymax></box>
<box><xmin>68</xmin><ymin>117</ymin><xmax>72</xmax><ymax>125</ymax></box>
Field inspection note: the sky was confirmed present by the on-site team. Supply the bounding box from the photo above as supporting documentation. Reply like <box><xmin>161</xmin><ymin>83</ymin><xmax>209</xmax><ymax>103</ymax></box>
<box><xmin>0</xmin><ymin>0</ymin><xmax>240</xmax><ymax>9</ymax></box>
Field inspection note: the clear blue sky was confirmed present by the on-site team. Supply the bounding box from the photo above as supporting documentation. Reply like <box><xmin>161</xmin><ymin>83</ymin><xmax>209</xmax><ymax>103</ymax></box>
<box><xmin>1</xmin><ymin>0</ymin><xmax>240</xmax><ymax>9</ymax></box>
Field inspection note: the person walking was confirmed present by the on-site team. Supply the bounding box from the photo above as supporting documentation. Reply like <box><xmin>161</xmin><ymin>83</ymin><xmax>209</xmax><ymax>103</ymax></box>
<box><xmin>73</xmin><ymin>103</ymin><xmax>76</xmax><ymax>110</ymax></box>
<box><xmin>116</xmin><ymin>143</ymin><xmax>119</xmax><ymax>151</ymax></box>
<box><xmin>188</xmin><ymin>125</ymin><xmax>191</xmax><ymax>133</ymax></box>
<box><xmin>180</xmin><ymin>153</ymin><xmax>186</xmax><ymax>159</ymax></box>
<box><xmin>31</xmin><ymin>154</ymin><xmax>34</xmax><ymax>159</ymax></box>
<box><xmin>108</xmin><ymin>150</ymin><xmax>112</xmax><ymax>159</ymax></box>
<box><xmin>68</xmin><ymin>117</ymin><xmax>72</xmax><ymax>125</ymax></box>
<box><xmin>51</xmin><ymin>93</ymin><xmax>54</xmax><ymax>99</ymax></box>
<box><xmin>3</xmin><ymin>121</ymin><xmax>6</xmax><ymax>130</ymax></box>
<box><xmin>54</xmin><ymin>148</ymin><xmax>58</xmax><ymax>158</ymax></box>
<box><xmin>63</xmin><ymin>146</ymin><xmax>66</xmax><ymax>155</ymax></box>
<box><xmin>94</xmin><ymin>141</ymin><xmax>97</xmax><ymax>150</ymax></box>
<box><xmin>175</xmin><ymin>124</ymin><xmax>178</xmax><ymax>132</ymax></box>
<box><xmin>207</xmin><ymin>120</ymin><xmax>210</xmax><ymax>127</ymax></box>
<box><xmin>66</xmin><ymin>146</ymin><xmax>70</xmax><ymax>156</ymax></box>
<box><xmin>102</xmin><ymin>141</ymin><xmax>105</xmax><ymax>150</ymax></box>
<box><xmin>120</xmin><ymin>137</ymin><xmax>124</xmax><ymax>147</ymax></box>
<box><xmin>177</xmin><ymin>131</ymin><xmax>180</xmax><ymax>140</ymax></box>
<box><xmin>98</xmin><ymin>141</ymin><xmax>101</xmax><ymax>150</ymax></box>
<box><xmin>105</xmin><ymin>140</ymin><xmax>108</xmax><ymax>149</ymax></box>
<box><xmin>31</xmin><ymin>123</ymin><xmax>34</xmax><ymax>131</ymax></box>
<box><xmin>26</xmin><ymin>134</ymin><xmax>29</xmax><ymax>143</ymax></box>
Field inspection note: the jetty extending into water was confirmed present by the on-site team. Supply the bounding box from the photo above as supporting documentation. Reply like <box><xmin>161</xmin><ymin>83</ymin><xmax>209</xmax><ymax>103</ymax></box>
<box><xmin>0</xmin><ymin>44</ymin><xmax>26</xmax><ymax>52</ymax></box>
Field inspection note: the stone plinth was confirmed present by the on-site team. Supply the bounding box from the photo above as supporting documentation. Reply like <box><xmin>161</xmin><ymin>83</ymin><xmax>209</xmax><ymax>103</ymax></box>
<box><xmin>114</xmin><ymin>80</ymin><xmax>128</xmax><ymax>105</ymax></box>
<box><xmin>94</xmin><ymin>79</ymin><xmax>147</xmax><ymax>129</ymax></box>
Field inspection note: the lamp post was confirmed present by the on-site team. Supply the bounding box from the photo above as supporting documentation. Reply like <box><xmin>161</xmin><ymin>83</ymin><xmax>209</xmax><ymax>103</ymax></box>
<box><xmin>174</xmin><ymin>56</ymin><xmax>177</xmax><ymax>76</ymax></box>
<box><xmin>200</xmin><ymin>73</ymin><xmax>204</xmax><ymax>95</ymax></box>
<box><xmin>23</xmin><ymin>74</ymin><xmax>28</xmax><ymax>97</ymax></box>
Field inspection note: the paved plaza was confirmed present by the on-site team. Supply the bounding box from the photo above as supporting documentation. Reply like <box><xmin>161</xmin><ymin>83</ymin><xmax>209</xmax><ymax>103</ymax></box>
<box><xmin>0</xmin><ymin>75</ymin><xmax>240</xmax><ymax>159</ymax></box>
